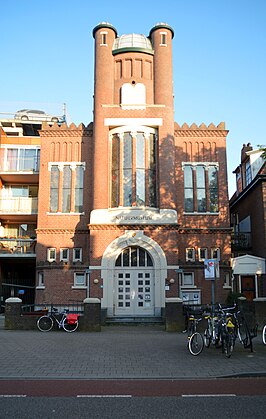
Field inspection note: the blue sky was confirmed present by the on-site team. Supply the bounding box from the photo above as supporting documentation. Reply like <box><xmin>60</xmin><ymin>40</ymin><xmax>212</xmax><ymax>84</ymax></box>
<box><xmin>1</xmin><ymin>0</ymin><xmax>265</xmax><ymax>197</ymax></box>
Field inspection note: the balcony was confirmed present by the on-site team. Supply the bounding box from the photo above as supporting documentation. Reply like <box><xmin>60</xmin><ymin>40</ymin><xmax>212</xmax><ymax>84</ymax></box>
<box><xmin>0</xmin><ymin>238</ymin><xmax>36</xmax><ymax>256</ymax></box>
<box><xmin>0</xmin><ymin>197</ymin><xmax>38</xmax><ymax>215</ymax></box>
<box><xmin>231</xmin><ymin>232</ymin><xmax>252</xmax><ymax>251</ymax></box>
<box><xmin>0</xmin><ymin>156</ymin><xmax>39</xmax><ymax>183</ymax></box>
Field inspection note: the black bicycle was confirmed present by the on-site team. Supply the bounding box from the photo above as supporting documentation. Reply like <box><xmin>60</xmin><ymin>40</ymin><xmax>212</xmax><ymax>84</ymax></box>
<box><xmin>37</xmin><ymin>307</ymin><xmax>79</xmax><ymax>332</ymax></box>
<box><xmin>187</xmin><ymin>314</ymin><xmax>204</xmax><ymax>356</ymax></box>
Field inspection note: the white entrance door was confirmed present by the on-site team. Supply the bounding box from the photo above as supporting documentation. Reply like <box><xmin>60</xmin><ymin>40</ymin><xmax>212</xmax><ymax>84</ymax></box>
<box><xmin>114</xmin><ymin>269</ymin><xmax>154</xmax><ymax>316</ymax></box>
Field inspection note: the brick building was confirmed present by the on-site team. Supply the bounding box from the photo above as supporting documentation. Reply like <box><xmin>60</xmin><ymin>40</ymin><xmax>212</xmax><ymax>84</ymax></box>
<box><xmin>0</xmin><ymin>22</ymin><xmax>232</xmax><ymax>319</ymax></box>
<box><xmin>230</xmin><ymin>143</ymin><xmax>266</xmax><ymax>300</ymax></box>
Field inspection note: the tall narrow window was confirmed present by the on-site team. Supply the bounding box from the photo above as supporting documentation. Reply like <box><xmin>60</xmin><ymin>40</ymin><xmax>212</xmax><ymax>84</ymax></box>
<box><xmin>75</xmin><ymin>165</ymin><xmax>84</xmax><ymax>212</ymax></box>
<box><xmin>196</xmin><ymin>166</ymin><xmax>206</xmax><ymax>212</ymax></box>
<box><xmin>62</xmin><ymin>165</ymin><xmax>72</xmax><ymax>212</ymax></box>
<box><xmin>110</xmin><ymin>127</ymin><xmax>157</xmax><ymax>208</ymax></box>
<box><xmin>50</xmin><ymin>166</ymin><xmax>59</xmax><ymax>213</ymax></box>
<box><xmin>136</xmin><ymin>133</ymin><xmax>145</xmax><ymax>206</ymax></box>
<box><xmin>123</xmin><ymin>133</ymin><xmax>133</xmax><ymax>206</ymax></box>
<box><xmin>184</xmin><ymin>165</ymin><xmax>194</xmax><ymax>212</ymax></box>
<box><xmin>148</xmin><ymin>133</ymin><xmax>157</xmax><ymax>207</ymax></box>
<box><xmin>111</xmin><ymin>134</ymin><xmax>120</xmax><ymax>207</ymax></box>
<box><xmin>208</xmin><ymin>166</ymin><xmax>218</xmax><ymax>212</ymax></box>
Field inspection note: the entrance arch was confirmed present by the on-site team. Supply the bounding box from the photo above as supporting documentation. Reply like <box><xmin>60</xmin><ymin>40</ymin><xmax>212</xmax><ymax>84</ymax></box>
<box><xmin>101</xmin><ymin>231</ymin><xmax>167</xmax><ymax>317</ymax></box>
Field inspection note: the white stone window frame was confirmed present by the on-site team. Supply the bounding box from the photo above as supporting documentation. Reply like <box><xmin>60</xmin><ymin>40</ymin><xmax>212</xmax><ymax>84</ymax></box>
<box><xmin>181</xmin><ymin>272</ymin><xmax>195</xmax><ymax>288</ymax></box>
<box><xmin>186</xmin><ymin>248</ymin><xmax>195</xmax><ymax>262</ymax></box>
<box><xmin>211</xmin><ymin>247</ymin><xmax>220</xmax><ymax>260</ymax></box>
<box><xmin>36</xmin><ymin>271</ymin><xmax>45</xmax><ymax>289</ymax></box>
<box><xmin>198</xmin><ymin>247</ymin><xmax>208</xmax><ymax>262</ymax></box>
<box><xmin>160</xmin><ymin>31</ymin><xmax>167</xmax><ymax>46</ymax></box>
<box><xmin>47</xmin><ymin>248</ymin><xmax>56</xmax><ymax>262</ymax></box>
<box><xmin>73</xmin><ymin>248</ymin><xmax>82</xmax><ymax>262</ymax></box>
<box><xmin>60</xmin><ymin>248</ymin><xmax>69</xmax><ymax>262</ymax></box>
<box><xmin>100</xmin><ymin>31</ymin><xmax>108</xmax><ymax>46</ymax></box>
<box><xmin>73</xmin><ymin>272</ymin><xmax>86</xmax><ymax>288</ymax></box>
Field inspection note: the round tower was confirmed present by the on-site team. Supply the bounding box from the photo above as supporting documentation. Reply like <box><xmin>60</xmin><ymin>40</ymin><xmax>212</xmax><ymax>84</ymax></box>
<box><xmin>149</xmin><ymin>23</ymin><xmax>174</xmax><ymax>111</ymax></box>
<box><xmin>92</xmin><ymin>22</ymin><xmax>117</xmax><ymax>209</ymax></box>
<box><xmin>93</xmin><ymin>22</ymin><xmax>117</xmax><ymax>114</ymax></box>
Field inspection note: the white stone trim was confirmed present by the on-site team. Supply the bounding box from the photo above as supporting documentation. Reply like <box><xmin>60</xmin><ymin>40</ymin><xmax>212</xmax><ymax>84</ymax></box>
<box><xmin>105</xmin><ymin>118</ymin><xmax>163</xmax><ymax>127</ymax></box>
<box><xmin>100</xmin><ymin>230</ymin><xmax>167</xmax><ymax>316</ymax></box>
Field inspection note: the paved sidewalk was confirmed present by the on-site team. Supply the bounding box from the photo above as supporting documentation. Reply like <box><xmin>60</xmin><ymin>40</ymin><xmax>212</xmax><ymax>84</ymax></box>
<box><xmin>0</xmin><ymin>324</ymin><xmax>265</xmax><ymax>379</ymax></box>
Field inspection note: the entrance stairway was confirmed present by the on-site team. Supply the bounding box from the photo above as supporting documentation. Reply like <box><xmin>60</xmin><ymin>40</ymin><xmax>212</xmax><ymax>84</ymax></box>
<box><xmin>103</xmin><ymin>316</ymin><xmax>164</xmax><ymax>326</ymax></box>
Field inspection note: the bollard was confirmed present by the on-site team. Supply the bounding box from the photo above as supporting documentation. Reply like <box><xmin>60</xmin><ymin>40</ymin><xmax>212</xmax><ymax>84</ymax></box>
<box><xmin>80</xmin><ymin>297</ymin><xmax>101</xmax><ymax>332</ymax></box>
<box><xmin>5</xmin><ymin>297</ymin><xmax>22</xmax><ymax>330</ymax></box>
<box><xmin>165</xmin><ymin>297</ymin><xmax>184</xmax><ymax>332</ymax></box>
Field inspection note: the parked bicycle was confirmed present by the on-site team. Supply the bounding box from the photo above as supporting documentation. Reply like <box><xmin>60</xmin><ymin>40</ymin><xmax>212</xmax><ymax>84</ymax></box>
<box><xmin>218</xmin><ymin>305</ymin><xmax>237</xmax><ymax>358</ymax></box>
<box><xmin>263</xmin><ymin>324</ymin><xmax>266</xmax><ymax>345</ymax></box>
<box><xmin>203</xmin><ymin>307</ymin><xmax>221</xmax><ymax>348</ymax></box>
<box><xmin>37</xmin><ymin>307</ymin><xmax>79</xmax><ymax>332</ymax></box>
<box><xmin>187</xmin><ymin>314</ymin><xmax>204</xmax><ymax>356</ymax></box>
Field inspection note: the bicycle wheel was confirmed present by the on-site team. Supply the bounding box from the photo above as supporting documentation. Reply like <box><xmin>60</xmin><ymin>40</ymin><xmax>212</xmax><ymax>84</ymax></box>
<box><xmin>188</xmin><ymin>332</ymin><xmax>204</xmax><ymax>356</ymax></box>
<box><xmin>223</xmin><ymin>333</ymin><xmax>235</xmax><ymax>358</ymax></box>
<box><xmin>37</xmin><ymin>315</ymin><xmax>53</xmax><ymax>332</ymax></box>
<box><xmin>63</xmin><ymin>317</ymin><xmax>79</xmax><ymax>332</ymax></box>
<box><xmin>262</xmin><ymin>325</ymin><xmax>266</xmax><ymax>345</ymax></box>
<box><xmin>204</xmin><ymin>328</ymin><xmax>211</xmax><ymax>347</ymax></box>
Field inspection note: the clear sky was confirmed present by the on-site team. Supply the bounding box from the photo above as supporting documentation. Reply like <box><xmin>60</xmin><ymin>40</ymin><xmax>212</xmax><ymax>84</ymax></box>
<box><xmin>1</xmin><ymin>0</ymin><xmax>265</xmax><ymax>198</ymax></box>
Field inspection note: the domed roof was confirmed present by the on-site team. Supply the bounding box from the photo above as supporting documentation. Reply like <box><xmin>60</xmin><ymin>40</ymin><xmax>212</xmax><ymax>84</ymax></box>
<box><xmin>113</xmin><ymin>33</ymin><xmax>153</xmax><ymax>55</ymax></box>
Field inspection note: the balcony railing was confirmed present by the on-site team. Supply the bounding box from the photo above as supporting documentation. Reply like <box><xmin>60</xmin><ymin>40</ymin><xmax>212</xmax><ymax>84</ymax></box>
<box><xmin>0</xmin><ymin>197</ymin><xmax>38</xmax><ymax>214</ymax></box>
<box><xmin>231</xmin><ymin>232</ymin><xmax>252</xmax><ymax>250</ymax></box>
<box><xmin>0</xmin><ymin>238</ymin><xmax>36</xmax><ymax>255</ymax></box>
<box><xmin>0</xmin><ymin>157</ymin><xmax>40</xmax><ymax>172</ymax></box>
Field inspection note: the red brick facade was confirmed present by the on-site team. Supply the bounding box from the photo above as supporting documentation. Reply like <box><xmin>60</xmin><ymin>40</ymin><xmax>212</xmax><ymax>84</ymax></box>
<box><xmin>34</xmin><ymin>23</ymin><xmax>232</xmax><ymax>316</ymax></box>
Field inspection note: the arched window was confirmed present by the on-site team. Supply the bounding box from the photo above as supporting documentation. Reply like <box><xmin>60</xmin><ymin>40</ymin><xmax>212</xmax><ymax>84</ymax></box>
<box><xmin>115</xmin><ymin>246</ymin><xmax>153</xmax><ymax>267</ymax></box>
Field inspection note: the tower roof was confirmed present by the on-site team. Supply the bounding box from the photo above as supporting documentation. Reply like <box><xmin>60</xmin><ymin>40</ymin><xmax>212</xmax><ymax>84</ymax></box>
<box><xmin>112</xmin><ymin>33</ymin><xmax>154</xmax><ymax>55</ymax></box>
<box><xmin>149</xmin><ymin>22</ymin><xmax>174</xmax><ymax>38</ymax></box>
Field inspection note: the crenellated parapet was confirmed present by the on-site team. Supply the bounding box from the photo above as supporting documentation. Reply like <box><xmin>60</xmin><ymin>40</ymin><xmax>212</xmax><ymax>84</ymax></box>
<box><xmin>175</xmin><ymin>122</ymin><xmax>228</xmax><ymax>137</ymax></box>
<box><xmin>40</xmin><ymin>122</ymin><xmax>93</xmax><ymax>137</ymax></box>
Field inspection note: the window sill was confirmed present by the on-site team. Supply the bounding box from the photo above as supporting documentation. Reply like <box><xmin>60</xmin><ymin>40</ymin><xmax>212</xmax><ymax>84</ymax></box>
<box><xmin>183</xmin><ymin>212</ymin><xmax>219</xmax><ymax>215</ymax></box>
<box><xmin>47</xmin><ymin>212</ymin><xmax>85</xmax><ymax>216</ymax></box>
<box><xmin>180</xmin><ymin>285</ymin><xmax>196</xmax><ymax>289</ymax></box>
<box><xmin>72</xmin><ymin>286</ymin><xmax>86</xmax><ymax>289</ymax></box>
<box><xmin>36</xmin><ymin>286</ymin><xmax>45</xmax><ymax>290</ymax></box>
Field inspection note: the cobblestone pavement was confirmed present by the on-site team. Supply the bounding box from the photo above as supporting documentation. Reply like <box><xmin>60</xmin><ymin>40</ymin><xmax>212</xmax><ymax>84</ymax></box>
<box><xmin>0</xmin><ymin>322</ymin><xmax>265</xmax><ymax>379</ymax></box>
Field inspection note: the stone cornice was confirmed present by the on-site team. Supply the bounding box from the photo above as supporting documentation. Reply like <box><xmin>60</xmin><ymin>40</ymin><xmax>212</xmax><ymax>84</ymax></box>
<box><xmin>36</xmin><ymin>229</ymin><xmax>89</xmax><ymax>235</ymax></box>
<box><xmin>88</xmin><ymin>224</ymin><xmax>180</xmax><ymax>231</ymax></box>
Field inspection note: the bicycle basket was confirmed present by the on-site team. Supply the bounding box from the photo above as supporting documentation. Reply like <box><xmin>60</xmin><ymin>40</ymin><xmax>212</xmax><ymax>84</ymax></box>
<box><xmin>66</xmin><ymin>314</ymin><xmax>79</xmax><ymax>325</ymax></box>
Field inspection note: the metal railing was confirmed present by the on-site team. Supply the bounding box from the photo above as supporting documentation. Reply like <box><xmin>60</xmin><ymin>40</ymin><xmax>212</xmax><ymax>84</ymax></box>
<box><xmin>0</xmin><ymin>238</ymin><xmax>36</xmax><ymax>254</ymax></box>
<box><xmin>0</xmin><ymin>197</ymin><xmax>38</xmax><ymax>214</ymax></box>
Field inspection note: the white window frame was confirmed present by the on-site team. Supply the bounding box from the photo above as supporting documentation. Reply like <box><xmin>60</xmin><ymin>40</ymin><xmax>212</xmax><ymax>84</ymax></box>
<box><xmin>223</xmin><ymin>272</ymin><xmax>232</xmax><ymax>289</ymax></box>
<box><xmin>160</xmin><ymin>31</ymin><xmax>167</xmax><ymax>46</ymax></box>
<box><xmin>100</xmin><ymin>31</ymin><xmax>108</xmax><ymax>46</ymax></box>
<box><xmin>181</xmin><ymin>272</ymin><xmax>195</xmax><ymax>288</ymax></box>
<box><xmin>73</xmin><ymin>248</ymin><xmax>82</xmax><ymax>262</ymax></box>
<box><xmin>211</xmin><ymin>247</ymin><xmax>220</xmax><ymax>260</ymax></box>
<box><xmin>186</xmin><ymin>248</ymin><xmax>195</xmax><ymax>262</ymax></box>
<box><xmin>198</xmin><ymin>248</ymin><xmax>208</xmax><ymax>262</ymax></box>
<box><xmin>73</xmin><ymin>272</ymin><xmax>86</xmax><ymax>288</ymax></box>
<box><xmin>36</xmin><ymin>271</ymin><xmax>45</xmax><ymax>289</ymax></box>
<box><xmin>60</xmin><ymin>248</ymin><xmax>69</xmax><ymax>262</ymax></box>
<box><xmin>47</xmin><ymin>248</ymin><xmax>56</xmax><ymax>262</ymax></box>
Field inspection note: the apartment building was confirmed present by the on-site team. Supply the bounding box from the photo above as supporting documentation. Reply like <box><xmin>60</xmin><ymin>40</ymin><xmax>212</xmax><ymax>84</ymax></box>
<box><xmin>0</xmin><ymin>121</ymin><xmax>40</xmax><ymax>308</ymax></box>
<box><xmin>0</xmin><ymin>22</ymin><xmax>232</xmax><ymax>318</ymax></box>
<box><xmin>230</xmin><ymin>143</ymin><xmax>266</xmax><ymax>301</ymax></box>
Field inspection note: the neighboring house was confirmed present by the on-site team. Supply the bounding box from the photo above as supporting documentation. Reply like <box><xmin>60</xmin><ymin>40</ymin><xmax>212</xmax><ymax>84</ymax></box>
<box><xmin>0</xmin><ymin>22</ymin><xmax>232</xmax><ymax>319</ymax></box>
<box><xmin>230</xmin><ymin>143</ymin><xmax>266</xmax><ymax>301</ymax></box>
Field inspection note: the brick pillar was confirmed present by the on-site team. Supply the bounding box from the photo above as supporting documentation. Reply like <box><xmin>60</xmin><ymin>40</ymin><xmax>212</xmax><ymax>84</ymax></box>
<box><xmin>80</xmin><ymin>298</ymin><xmax>101</xmax><ymax>332</ymax></box>
<box><xmin>165</xmin><ymin>297</ymin><xmax>184</xmax><ymax>332</ymax></box>
<box><xmin>5</xmin><ymin>297</ymin><xmax>22</xmax><ymax>330</ymax></box>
